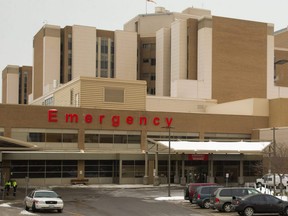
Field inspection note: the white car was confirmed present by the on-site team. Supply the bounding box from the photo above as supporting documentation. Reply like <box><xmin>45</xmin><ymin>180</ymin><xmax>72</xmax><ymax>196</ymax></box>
<box><xmin>24</xmin><ymin>189</ymin><xmax>64</xmax><ymax>213</ymax></box>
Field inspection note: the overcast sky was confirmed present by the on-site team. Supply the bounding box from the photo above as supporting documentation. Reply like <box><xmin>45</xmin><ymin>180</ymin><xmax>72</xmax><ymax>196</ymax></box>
<box><xmin>1</xmin><ymin>0</ymin><xmax>288</xmax><ymax>102</ymax></box>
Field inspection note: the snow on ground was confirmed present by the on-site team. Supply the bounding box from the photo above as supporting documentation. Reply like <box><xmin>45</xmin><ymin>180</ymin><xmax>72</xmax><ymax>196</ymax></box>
<box><xmin>20</xmin><ymin>210</ymin><xmax>37</xmax><ymax>215</ymax></box>
<box><xmin>0</xmin><ymin>203</ymin><xmax>11</xmax><ymax>207</ymax></box>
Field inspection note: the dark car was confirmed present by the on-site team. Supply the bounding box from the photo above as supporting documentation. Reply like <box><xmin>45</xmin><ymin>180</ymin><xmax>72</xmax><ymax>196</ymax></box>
<box><xmin>210</xmin><ymin>187</ymin><xmax>260</xmax><ymax>212</ymax></box>
<box><xmin>192</xmin><ymin>185</ymin><xmax>223</xmax><ymax>209</ymax></box>
<box><xmin>232</xmin><ymin>193</ymin><xmax>288</xmax><ymax>216</ymax></box>
<box><xmin>184</xmin><ymin>182</ymin><xmax>218</xmax><ymax>203</ymax></box>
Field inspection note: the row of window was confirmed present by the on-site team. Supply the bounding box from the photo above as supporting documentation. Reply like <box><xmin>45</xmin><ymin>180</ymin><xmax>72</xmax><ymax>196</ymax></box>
<box><xmin>9</xmin><ymin>159</ymin><xmax>259</xmax><ymax>179</ymax></box>
<box><xmin>11</xmin><ymin>160</ymin><xmax>77</xmax><ymax>178</ymax></box>
<box><xmin>28</xmin><ymin>132</ymin><xmax>78</xmax><ymax>143</ymax></box>
<box><xmin>85</xmin><ymin>134</ymin><xmax>141</xmax><ymax>144</ymax></box>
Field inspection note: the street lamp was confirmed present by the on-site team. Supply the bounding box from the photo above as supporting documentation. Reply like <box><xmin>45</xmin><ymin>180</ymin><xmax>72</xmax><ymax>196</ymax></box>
<box><xmin>162</xmin><ymin>126</ymin><xmax>174</xmax><ymax>197</ymax></box>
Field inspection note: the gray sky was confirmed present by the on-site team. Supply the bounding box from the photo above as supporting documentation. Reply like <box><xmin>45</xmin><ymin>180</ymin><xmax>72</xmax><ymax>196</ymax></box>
<box><xmin>1</xmin><ymin>0</ymin><xmax>288</xmax><ymax>102</ymax></box>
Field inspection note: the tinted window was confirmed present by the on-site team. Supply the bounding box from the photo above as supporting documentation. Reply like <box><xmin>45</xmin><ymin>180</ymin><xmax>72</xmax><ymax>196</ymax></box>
<box><xmin>233</xmin><ymin>189</ymin><xmax>248</xmax><ymax>196</ymax></box>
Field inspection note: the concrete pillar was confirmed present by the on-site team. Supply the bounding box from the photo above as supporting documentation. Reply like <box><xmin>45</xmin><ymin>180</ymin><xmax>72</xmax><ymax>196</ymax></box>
<box><xmin>238</xmin><ymin>154</ymin><xmax>244</xmax><ymax>185</ymax></box>
<box><xmin>207</xmin><ymin>153</ymin><xmax>215</xmax><ymax>183</ymax></box>
<box><xmin>153</xmin><ymin>146</ymin><xmax>160</xmax><ymax>186</ymax></box>
<box><xmin>174</xmin><ymin>160</ymin><xmax>179</xmax><ymax>184</ymax></box>
<box><xmin>143</xmin><ymin>152</ymin><xmax>149</xmax><ymax>185</ymax></box>
<box><xmin>180</xmin><ymin>153</ymin><xmax>186</xmax><ymax>186</ymax></box>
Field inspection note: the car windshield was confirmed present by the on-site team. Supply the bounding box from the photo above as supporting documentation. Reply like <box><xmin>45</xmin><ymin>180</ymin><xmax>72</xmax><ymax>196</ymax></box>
<box><xmin>34</xmin><ymin>191</ymin><xmax>58</xmax><ymax>198</ymax></box>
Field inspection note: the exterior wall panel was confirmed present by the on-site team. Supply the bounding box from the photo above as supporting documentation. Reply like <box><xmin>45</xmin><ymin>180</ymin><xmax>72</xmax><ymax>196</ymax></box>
<box><xmin>212</xmin><ymin>17</ymin><xmax>268</xmax><ymax>103</ymax></box>
<box><xmin>114</xmin><ymin>31</ymin><xmax>137</xmax><ymax>80</ymax></box>
<box><xmin>43</xmin><ymin>35</ymin><xmax>61</xmax><ymax>94</ymax></box>
<box><xmin>156</xmin><ymin>28</ymin><xmax>171</xmax><ymax>96</ymax></box>
<box><xmin>80</xmin><ymin>78</ymin><xmax>146</xmax><ymax>110</ymax></box>
<box><xmin>72</xmin><ymin>25</ymin><xmax>96</xmax><ymax>79</ymax></box>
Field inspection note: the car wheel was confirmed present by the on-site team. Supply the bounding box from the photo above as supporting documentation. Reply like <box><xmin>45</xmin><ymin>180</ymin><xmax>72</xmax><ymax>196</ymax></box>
<box><xmin>244</xmin><ymin>207</ymin><xmax>254</xmax><ymax>216</ymax></box>
<box><xmin>203</xmin><ymin>200</ymin><xmax>210</xmax><ymax>209</ymax></box>
<box><xmin>31</xmin><ymin>203</ymin><xmax>37</xmax><ymax>212</ymax></box>
<box><xmin>189</xmin><ymin>199</ymin><xmax>193</xmax><ymax>203</ymax></box>
<box><xmin>256</xmin><ymin>182</ymin><xmax>262</xmax><ymax>188</ymax></box>
<box><xmin>223</xmin><ymin>203</ymin><xmax>232</xmax><ymax>212</ymax></box>
<box><xmin>58</xmin><ymin>209</ymin><xmax>63</xmax><ymax>213</ymax></box>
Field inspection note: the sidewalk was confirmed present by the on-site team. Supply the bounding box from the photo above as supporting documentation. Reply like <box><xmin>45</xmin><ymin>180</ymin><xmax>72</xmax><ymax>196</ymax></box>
<box><xmin>0</xmin><ymin>183</ymin><xmax>185</xmax><ymax>202</ymax></box>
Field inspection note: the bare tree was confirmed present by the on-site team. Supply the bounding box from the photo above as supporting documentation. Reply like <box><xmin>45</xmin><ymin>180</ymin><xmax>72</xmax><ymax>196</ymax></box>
<box><xmin>270</xmin><ymin>142</ymin><xmax>288</xmax><ymax>194</ymax></box>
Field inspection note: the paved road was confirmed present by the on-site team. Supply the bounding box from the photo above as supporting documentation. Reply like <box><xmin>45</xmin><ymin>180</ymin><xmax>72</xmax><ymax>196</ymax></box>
<box><xmin>0</xmin><ymin>185</ymin><xmax>241</xmax><ymax>216</ymax></box>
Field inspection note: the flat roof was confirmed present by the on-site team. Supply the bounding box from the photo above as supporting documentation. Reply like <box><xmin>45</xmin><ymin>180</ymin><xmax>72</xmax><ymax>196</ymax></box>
<box><xmin>157</xmin><ymin>140</ymin><xmax>271</xmax><ymax>154</ymax></box>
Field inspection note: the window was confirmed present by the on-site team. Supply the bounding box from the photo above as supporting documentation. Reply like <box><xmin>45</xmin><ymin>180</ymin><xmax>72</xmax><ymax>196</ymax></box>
<box><xmin>43</xmin><ymin>97</ymin><xmax>54</xmax><ymax>106</ymax></box>
<box><xmin>75</xmin><ymin>93</ymin><xmax>79</xmax><ymax>107</ymax></box>
<box><xmin>99</xmin><ymin>134</ymin><xmax>113</xmax><ymax>143</ymax></box>
<box><xmin>142</xmin><ymin>44</ymin><xmax>150</xmax><ymax>49</ymax></box>
<box><xmin>24</xmin><ymin>130</ymin><xmax>78</xmax><ymax>143</ymax></box>
<box><xmin>70</xmin><ymin>89</ymin><xmax>74</xmax><ymax>105</ymax></box>
<box><xmin>122</xmin><ymin>160</ymin><xmax>145</xmax><ymax>178</ymax></box>
<box><xmin>101</xmin><ymin>38</ymin><xmax>108</xmax><ymax>54</ymax></box>
<box><xmin>29</xmin><ymin>133</ymin><xmax>45</xmax><ymax>142</ymax></box>
<box><xmin>85</xmin><ymin>134</ymin><xmax>99</xmax><ymax>143</ymax></box>
<box><xmin>143</xmin><ymin>59</ymin><xmax>149</xmax><ymax>63</ymax></box>
<box><xmin>85</xmin><ymin>130</ymin><xmax>141</xmax><ymax>145</ymax></box>
<box><xmin>84</xmin><ymin>160</ymin><xmax>115</xmax><ymax>177</ymax></box>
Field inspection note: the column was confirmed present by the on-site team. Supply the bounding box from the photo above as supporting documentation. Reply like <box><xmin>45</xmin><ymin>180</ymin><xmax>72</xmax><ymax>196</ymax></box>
<box><xmin>174</xmin><ymin>160</ymin><xmax>179</xmax><ymax>184</ymax></box>
<box><xmin>238</xmin><ymin>154</ymin><xmax>244</xmax><ymax>185</ymax></box>
<box><xmin>207</xmin><ymin>153</ymin><xmax>215</xmax><ymax>183</ymax></box>
<box><xmin>153</xmin><ymin>145</ymin><xmax>160</xmax><ymax>186</ymax></box>
<box><xmin>143</xmin><ymin>152</ymin><xmax>149</xmax><ymax>185</ymax></box>
<box><xmin>180</xmin><ymin>153</ymin><xmax>186</xmax><ymax>186</ymax></box>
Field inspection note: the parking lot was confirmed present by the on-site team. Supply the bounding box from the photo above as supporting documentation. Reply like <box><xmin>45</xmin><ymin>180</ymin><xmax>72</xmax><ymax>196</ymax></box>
<box><xmin>0</xmin><ymin>185</ymin><xmax>269</xmax><ymax>216</ymax></box>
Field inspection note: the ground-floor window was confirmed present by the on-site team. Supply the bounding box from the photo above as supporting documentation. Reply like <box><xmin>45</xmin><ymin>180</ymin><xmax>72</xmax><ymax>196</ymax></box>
<box><xmin>85</xmin><ymin>160</ymin><xmax>118</xmax><ymax>177</ymax></box>
<box><xmin>244</xmin><ymin>161</ymin><xmax>262</xmax><ymax>176</ymax></box>
<box><xmin>10</xmin><ymin>160</ymin><xmax>77</xmax><ymax>178</ymax></box>
<box><xmin>184</xmin><ymin>160</ymin><xmax>208</xmax><ymax>183</ymax></box>
<box><xmin>122</xmin><ymin>160</ymin><xmax>145</xmax><ymax>178</ymax></box>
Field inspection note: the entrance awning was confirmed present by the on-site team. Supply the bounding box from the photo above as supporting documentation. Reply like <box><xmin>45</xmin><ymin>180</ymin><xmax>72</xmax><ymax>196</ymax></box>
<box><xmin>157</xmin><ymin>140</ymin><xmax>271</xmax><ymax>154</ymax></box>
<box><xmin>0</xmin><ymin>136</ymin><xmax>39</xmax><ymax>151</ymax></box>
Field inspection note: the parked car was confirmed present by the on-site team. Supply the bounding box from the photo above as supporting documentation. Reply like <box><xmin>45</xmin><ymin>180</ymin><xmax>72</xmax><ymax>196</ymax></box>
<box><xmin>192</xmin><ymin>185</ymin><xmax>223</xmax><ymax>209</ymax></box>
<box><xmin>184</xmin><ymin>182</ymin><xmax>218</xmax><ymax>203</ymax></box>
<box><xmin>210</xmin><ymin>187</ymin><xmax>260</xmax><ymax>212</ymax></box>
<box><xmin>232</xmin><ymin>193</ymin><xmax>288</xmax><ymax>216</ymax></box>
<box><xmin>24</xmin><ymin>189</ymin><xmax>64</xmax><ymax>213</ymax></box>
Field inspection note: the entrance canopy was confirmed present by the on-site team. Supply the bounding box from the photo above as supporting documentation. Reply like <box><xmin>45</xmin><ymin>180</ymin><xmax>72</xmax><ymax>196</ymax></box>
<box><xmin>157</xmin><ymin>140</ymin><xmax>271</xmax><ymax>154</ymax></box>
<box><xmin>0</xmin><ymin>136</ymin><xmax>39</xmax><ymax>151</ymax></box>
